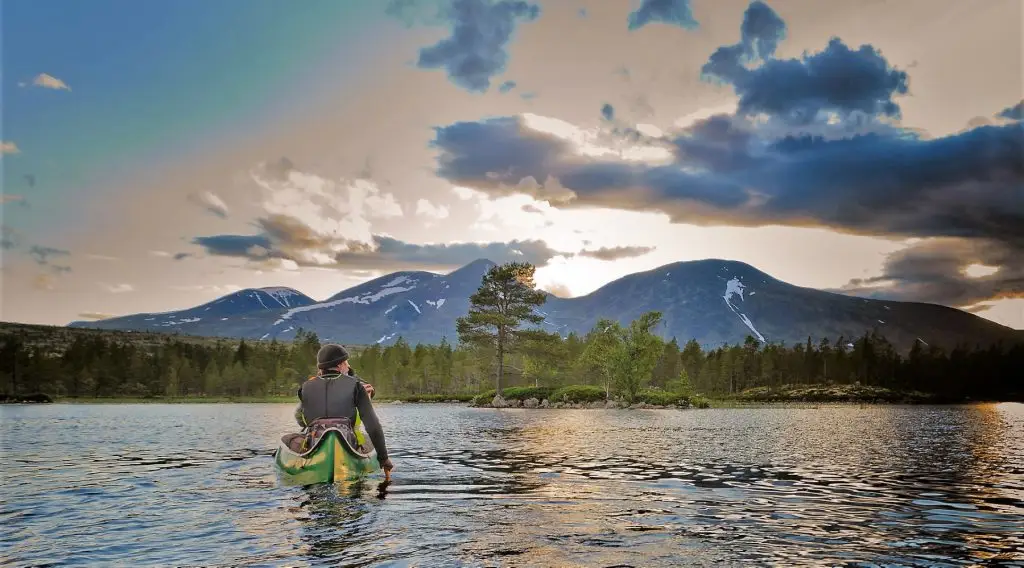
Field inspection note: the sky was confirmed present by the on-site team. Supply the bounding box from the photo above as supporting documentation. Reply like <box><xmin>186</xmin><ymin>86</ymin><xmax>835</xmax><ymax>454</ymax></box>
<box><xmin>1</xmin><ymin>0</ymin><xmax>1022</xmax><ymax>330</ymax></box>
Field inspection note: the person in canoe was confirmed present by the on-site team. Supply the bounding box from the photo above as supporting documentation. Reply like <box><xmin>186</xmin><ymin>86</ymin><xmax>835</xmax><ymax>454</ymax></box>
<box><xmin>293</xmin><ymin>343</ymin><xmax>394</xmax><ymax>476</ymax></box>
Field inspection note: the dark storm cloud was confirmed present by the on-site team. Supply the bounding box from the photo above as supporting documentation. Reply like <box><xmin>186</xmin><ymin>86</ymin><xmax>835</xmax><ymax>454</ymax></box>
<box><xmin>838</xmin><ymin>238</ymin><xmax>1024</xmax><ymax>308</ymax></box>
<box><xmin>627</xmin><ymin>0</ymin><xmax>698</xmax><ymax>31</ymax></box>
<box><xmin>413</xmin><ymin>0</ymin><xmax>540</xmax><ymax>92</ymax></box>
<box><xmin>429</xmin><ymin>115</ymin><xmax>1024</xmax><ymax>249</ymax></box>
<box><xmin>703</xmin><ymin>3</ymin><xmax>908</xmax><ymax>123</ymax></box>
<box><xmin>498</xmin><ymin>80</ymin><xmax>517</xmax><ymax>93</ymax></box>
<box><xmin>701</xmin><ymin>1</ymin><xmax>786</xmax><ymax>83</ymax></box>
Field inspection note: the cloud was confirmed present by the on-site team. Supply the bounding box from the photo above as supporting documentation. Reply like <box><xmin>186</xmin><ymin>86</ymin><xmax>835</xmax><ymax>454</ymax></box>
<box><xmin>1</xmin><ymin>142</ymin><xmax>20</xmax><ymax>155</ymax></box>
<box><xmin>24</xmin><ymin>174</ymin><xmax>36</xmax><ymax>188</ymax></box>
<box><xmin>416</xmin><ymin>198</ymin><xmax>451</xmax><ymax>220</ymax></box>
<box><xmin>521</xmin><ymin>203</ymin><xmax>544</xmax><ymax>214</ymax></box>
<box><xmin>170</xmin><ymin>284</ymin><xmax>243</xmax><ymax>294</ymax></box>
<box><xmin>86</xmin><ymin>254</ymin><xmax>119</xmax><ymax>261</ymax></box>
<box><xmin>498</xmin><ymin>80</ymin><xmax>517</xmax><ymax>93</ymax></box>
<box><xmin>997</xmin><ymin>100</ymin><xmax>1024</xmax><ymax>121</ymax></box>
<box><xmin>149</xmin><ymin>250</ymin><xmax>173</xmax><ymax>257</ymax></box>
<box><xmin>578</xmin><ymin>245</ymin><xmax>656</xmax><ymax>261</ymax></box>
<box><xmin>1</xmin><ymin>227</ymin><xmax>20</xmax><ymax>250</ymax></box>
<box><xmin>30</xmin><ymin>73</ymin><xmax>71</xmax><ymax>91</ymax></box>
<box><xmin>250</xmin><ymin>168</ymin><xmax>403</xmax><ymax>255</ymax></box>
<box><xmin>173</xmin><ymin>252</ymin><xmax>193</xmax><ymax>260</ymax></box>
<box><xmin>188</xmin><ymin>191</ymin><xmax>229</xmax><ymax>218</ymax></box>
<box><xmin>838</xmin><ymin>238</ymin><xmax>1023</xmax><ymax>309</ymax></box>
<box><xmin>414</xmin><ymin>0</ymin><xmax>540</xmax><ymax>92</ymax></box>
<box><xmin>193</xmin><ymin>217</ymin><xmax>567</xmax><ymax>270</ymax></box>
<box><xmin>33</xmin><ymin>274</ymin><xmax>56</xmax><ymax>291</ymax></box>
<box><xmin>27</xmin><ymin>245</ymin><xmax>73</xmax><ymax>276</ymax></box>
<box><xmin>1</xmin><ymin>194</ymin><xmax>27</xmax><ymax>205</ymax></box>
<box><xmin>258</xmin><ymin>156</ymin><xmax>298</xmax><ymax>181</ymax></box>
<box><xmin>627</xmin><ymin>0</ymin><xmax>698</xmax><ymax>31</ymax></box>
<box><xmin>601</xmin><ymin>103</ymin><xmax>615</xmax><ymax>121</ymax></box>
<box><xmin>542</xmin><ymin>282</ymin><xmax>572</xmax><ymax>297</ymax></box>
<box><xmin>701</xmin><ymin>3</ymin><xmax>908</xmax><ymax>125</ymax></box>
<box><xmin>430</xmin><ymin>112</ymin><xmax>1023</xmax><ymax>251</ymax></box>
<box><xmin>335</xmin><ymin>235</ymin><xmax>565</xmax><ymax>269</ymax></box>
<box><xmin>77</xmin><ymin>312</ymin><xmax>115</xmax><ymax>320</ymax></box>
<box><xmin>29</xmin><ymin>245</ymin><xmax>70</xmax><ymax>266</ymax></box>
<box><xmin>100</xmin><ymin>283</ymin><xmax>135</xmax><ymax>293</ymax></box>
<box><xmin>702</xmin><ymin>0</ymin><xmax>786</xmax><ymax>82</ymax></box>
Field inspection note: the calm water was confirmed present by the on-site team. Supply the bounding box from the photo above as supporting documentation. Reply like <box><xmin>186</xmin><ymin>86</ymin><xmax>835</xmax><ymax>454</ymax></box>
<box><xmin>2</xmin><ymin>403</ymin><xmax>1023</xmax><ymax>567</ymax></box>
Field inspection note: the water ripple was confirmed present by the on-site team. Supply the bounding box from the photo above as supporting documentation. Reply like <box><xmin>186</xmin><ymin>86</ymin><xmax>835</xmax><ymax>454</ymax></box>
<box><xmin>1</xmin><ymin>402</ymin><xmax>1023</xmax><ymax>566</ymax></box>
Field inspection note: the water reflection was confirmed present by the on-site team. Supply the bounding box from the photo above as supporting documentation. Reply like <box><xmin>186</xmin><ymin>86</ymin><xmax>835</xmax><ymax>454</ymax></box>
<box><xmin>2</xmin><ymin>403</ymin><xmax>1023</xmax><ymax>566</ymax></box>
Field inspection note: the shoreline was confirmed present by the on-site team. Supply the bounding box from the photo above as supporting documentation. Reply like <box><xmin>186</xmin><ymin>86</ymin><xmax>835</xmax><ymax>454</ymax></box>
<box><xmin>15</xmin><ymin>397</ymin><xmax>1019</xmax><ymax>407</ymax></box>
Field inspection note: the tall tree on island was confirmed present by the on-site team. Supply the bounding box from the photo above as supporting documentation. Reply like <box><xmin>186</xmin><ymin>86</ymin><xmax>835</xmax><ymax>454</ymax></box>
<box><xmin>455</xmin><ymin>261</ymin><xmax>554</xmax><ymax>397</ymax></box>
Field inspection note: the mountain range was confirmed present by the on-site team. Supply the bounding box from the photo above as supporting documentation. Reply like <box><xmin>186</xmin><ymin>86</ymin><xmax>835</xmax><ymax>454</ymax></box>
<box><xmin>67</xmin><ymin>258</ymin><xmax>1021</xmax><ymax>352</ymax></box>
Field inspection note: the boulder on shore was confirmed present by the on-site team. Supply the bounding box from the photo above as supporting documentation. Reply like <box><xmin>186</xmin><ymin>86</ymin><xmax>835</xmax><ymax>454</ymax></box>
<box><xmin>491</xmin><ymin>395</ymin><xmax>508</xmax><ymax>408</ymax></box>
<box><xmin>524</xmin><ymin>397</ymin><xmax>540</xmax><ymax>408</ymax></box>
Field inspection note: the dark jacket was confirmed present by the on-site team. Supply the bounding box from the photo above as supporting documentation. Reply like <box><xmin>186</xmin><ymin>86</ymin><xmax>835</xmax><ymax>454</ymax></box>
<box><xmin>296</xmin><ymin>372</ymin><xmax>388</xmax><ymax>463</ymax></box>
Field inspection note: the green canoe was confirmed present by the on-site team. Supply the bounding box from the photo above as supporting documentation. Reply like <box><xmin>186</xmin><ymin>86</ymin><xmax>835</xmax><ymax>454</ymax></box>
<box><xmin>274</xmin><ymin>423</ymin><xmax>380</xmax><ymax>485</ymax></box>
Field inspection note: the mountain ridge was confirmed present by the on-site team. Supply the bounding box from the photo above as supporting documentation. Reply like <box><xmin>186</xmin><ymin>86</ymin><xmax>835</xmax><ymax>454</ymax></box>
<box><xmin>66</xmin><ymin>258</ymin><xmax>1020</xmax><ymax>352</ymax></box>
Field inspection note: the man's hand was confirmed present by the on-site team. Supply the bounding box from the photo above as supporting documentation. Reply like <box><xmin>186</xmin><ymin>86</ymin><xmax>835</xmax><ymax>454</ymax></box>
<box><xmin>381</xmin><ymin>458</ymin><xmax>394</xmax><ymax>479</ymax></box>
<box><xmin>362</xmin><ymin>382</ymin><xmax>375</xmax><ymax>399</ymax></box>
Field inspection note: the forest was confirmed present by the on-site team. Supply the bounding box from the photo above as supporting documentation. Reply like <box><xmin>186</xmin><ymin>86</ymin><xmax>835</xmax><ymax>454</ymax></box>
<box><xmin>2</xmin><ymin>318</ymin><xmax>1022</xmax><ymax>403</ymax></box>
<box><xmin>2</xmin><ymin>262</ymin><xmax>1021</xmax><ymax>403</ymax></box>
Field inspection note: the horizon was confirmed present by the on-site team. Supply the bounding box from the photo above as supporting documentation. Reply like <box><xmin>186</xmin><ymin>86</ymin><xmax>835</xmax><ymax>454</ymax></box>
<box><xmin>2</xmin><ymin>0</ymin><xmax>1022</xmax><ymax>330</ymax></box>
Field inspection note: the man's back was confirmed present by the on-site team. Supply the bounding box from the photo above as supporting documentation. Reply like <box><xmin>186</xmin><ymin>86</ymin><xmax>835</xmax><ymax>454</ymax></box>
<box><xmin>298</xmin><ymin>372</ymin><xmax>389</xmax><ymax>465</ymax></box>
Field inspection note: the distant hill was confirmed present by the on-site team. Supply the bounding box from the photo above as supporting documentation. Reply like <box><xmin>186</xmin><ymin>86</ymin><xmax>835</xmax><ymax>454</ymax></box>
<box><xmin>67</xmin><ymin>287</ymin><xmax>314</xmax><ymax>332</ymax></box>
<box><xmin>67</xmin><ymin>258</ymin><xmax>1021</xmax><ymax>352</ymax></box>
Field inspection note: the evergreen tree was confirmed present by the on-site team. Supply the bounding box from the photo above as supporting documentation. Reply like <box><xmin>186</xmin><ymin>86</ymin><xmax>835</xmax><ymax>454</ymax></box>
<box><xmin>455</xmin><ymin>262</ymin><xmax>550</xmax><ymax>395</ymax></box>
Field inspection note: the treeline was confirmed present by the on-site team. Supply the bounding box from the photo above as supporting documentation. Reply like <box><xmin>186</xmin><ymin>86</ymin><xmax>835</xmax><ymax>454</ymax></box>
<box><xmin>0</xmin><ymin>330</ymin><xmax>322</xmax><ymax>399</ymax></box>
<box><xmin>2</xmin><ymin>320</ymin><xmax>1021</xmax><ymax>401</ymax></box>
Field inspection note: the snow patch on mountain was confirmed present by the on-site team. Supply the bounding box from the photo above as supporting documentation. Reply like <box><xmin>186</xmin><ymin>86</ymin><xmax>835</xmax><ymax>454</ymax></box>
<box><xmin>273</xmin><ymin>284</ymin><xmax>416</xmax><ymax>325</ymax></box>
<box><xmin>425</xmin><ymin>298</ymin><xmax>446</xmax><ymax>309</ymax></box>
<box><xmin>408</xmin><ymin>300</ymin><xmax>421</xmax><ymax>314</ymax></box>
<box><xmin>260</xmin><ymin>287</ymin><xmax>303</xmax><ymax>307</ymax></box>
<box><xmin>722</xmin><ymin>277</ymin><xmax>765</xmax><ymax>343</ymax></box>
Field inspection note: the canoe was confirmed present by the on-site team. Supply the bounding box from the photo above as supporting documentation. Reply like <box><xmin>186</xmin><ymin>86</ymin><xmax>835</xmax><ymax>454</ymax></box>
<box><xmin>274</xmin><ymin>422</ymin><xmax>380</xmax><ymax>485</ymax></box>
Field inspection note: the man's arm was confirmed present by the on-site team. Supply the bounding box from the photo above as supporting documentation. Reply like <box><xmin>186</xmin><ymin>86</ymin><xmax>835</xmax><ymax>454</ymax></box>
<box><xmin>294</xmin><ymin>385</ymin><xmax>306</xmax><ymax>428</ymax></box>
<box><xmin>354</xmin><ymin>383</ymin><xmax>389</xmax><ymax>465</ymax></box>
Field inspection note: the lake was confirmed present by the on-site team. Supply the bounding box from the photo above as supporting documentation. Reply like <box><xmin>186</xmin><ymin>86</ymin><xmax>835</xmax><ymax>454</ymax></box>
<box><xmin>2</xmin><ymin>403</ymin><xmax>1023</xmax><ymax>567</ymax></box>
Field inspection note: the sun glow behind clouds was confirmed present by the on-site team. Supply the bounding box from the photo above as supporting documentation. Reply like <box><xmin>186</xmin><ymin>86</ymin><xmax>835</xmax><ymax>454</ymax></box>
<box><xmin>964</xmin><ymin>263</ymin><xmax>999</xmax><ymax>278</ymax></box>
<box><xmin>520</xmin><ymin>113</ymin><xmax>672</xmax><ymax>163</ymax></box>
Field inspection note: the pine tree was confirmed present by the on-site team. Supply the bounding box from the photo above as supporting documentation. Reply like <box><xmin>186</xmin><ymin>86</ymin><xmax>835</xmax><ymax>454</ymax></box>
<box><xmin>455</xmin><ymin>262</ymin><xmax>550</xmax><ymax>395</ymax></box>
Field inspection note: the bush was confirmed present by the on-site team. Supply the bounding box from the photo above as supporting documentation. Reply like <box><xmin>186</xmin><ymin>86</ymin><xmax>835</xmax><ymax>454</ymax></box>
<box><xmin>550</xmin><ymin>385</ymin><xmax>606</xmax><ymax>404</ymax></box>
<box><xmin>470</xmin><ymin>389</ymin><xmax>497</xmax><ymax>406</ymax></box>
<box><xmin>637</xmin><ymin>390</ymin><xmax>689</xmax><ymax>406</ymax></box>
<box><xmin>502</xmin><ymin>386</ymin><xmax>553</xmax><ymax>401</ymax></box>
<box><xmin>690</xmin><ymin>395</ymin><xmax>711</xmax><ymax>408</ymax></box>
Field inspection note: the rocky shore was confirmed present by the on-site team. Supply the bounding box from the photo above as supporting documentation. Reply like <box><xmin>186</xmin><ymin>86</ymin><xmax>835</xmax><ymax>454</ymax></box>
<box><xmin>471</xmin><ymin>394</ymin><xmax>696</xmax><ymax>410</ymax></box>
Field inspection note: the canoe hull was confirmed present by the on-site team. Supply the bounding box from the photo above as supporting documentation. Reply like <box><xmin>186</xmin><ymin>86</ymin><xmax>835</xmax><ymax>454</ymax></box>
<box><xmin>274</xmin><ymin>429</ymin><xmax>379</xmax><ymax>485</ymax></box>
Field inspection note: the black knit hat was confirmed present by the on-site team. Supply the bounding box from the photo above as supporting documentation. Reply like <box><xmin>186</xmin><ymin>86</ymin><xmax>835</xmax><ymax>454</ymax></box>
<box><xmin>316</xmin><ymin>343</ymin><xmax>349</xmax><ymax>370</ymax></box>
